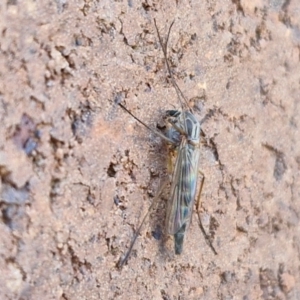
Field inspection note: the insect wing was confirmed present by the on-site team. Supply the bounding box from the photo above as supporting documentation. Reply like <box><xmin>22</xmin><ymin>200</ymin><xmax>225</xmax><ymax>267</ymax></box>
<box><xmin>166</xmin><ymin>140</ymin><xmax>200</xmax><ymax>235</ymax></box>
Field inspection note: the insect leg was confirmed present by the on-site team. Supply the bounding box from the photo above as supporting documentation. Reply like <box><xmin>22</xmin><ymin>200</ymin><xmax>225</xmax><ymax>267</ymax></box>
<box><xmin>118</xmin><ymin>177</ymin><xmax>169</xmax><ymax>269</ymax></box>
<box><xmin>196</xmin><ymin>171</ymin><xmax>218</xmax><ymax>255</ymax></box>
<box><xmin>118</xmin><ymin>103</ymin><xmax>177</xmax><ymax>145</ymax></box>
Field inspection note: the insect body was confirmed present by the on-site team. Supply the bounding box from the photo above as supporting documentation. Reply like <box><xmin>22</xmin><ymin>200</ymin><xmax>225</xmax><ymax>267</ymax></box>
<box><xmin>165</xmin><ymin>110</ymin><xmax>201</xmax><ymax>254</ymax></box>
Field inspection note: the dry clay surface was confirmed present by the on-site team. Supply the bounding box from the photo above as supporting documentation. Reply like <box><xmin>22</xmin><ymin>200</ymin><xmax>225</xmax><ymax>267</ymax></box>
<box><xmin>0</xmin><ymin>0</ymin><xmax>299</xmax><ymax>299</ymax></box>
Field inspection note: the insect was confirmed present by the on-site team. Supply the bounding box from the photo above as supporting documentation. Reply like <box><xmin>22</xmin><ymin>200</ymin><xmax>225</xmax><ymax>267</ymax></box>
<box><xmin>117</xmin><ymin>19</ymin><xmax>217</xmax><ymax>268</ymax></box>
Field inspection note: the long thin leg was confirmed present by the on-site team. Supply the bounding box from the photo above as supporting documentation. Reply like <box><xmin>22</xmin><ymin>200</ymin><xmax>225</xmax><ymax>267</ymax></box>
<box><xmin>196</xmin><ymin>171</ymin><xmax>218</xmax><ymax>255</ymax></box>
<box><xmin>118</xmin><ymin>177</ymin><xmax>169</xmax><ymax>269</ymax></box>
<box><xmin>118</xmin><ymin>103</ymin><xmax>176</xmax><ymax>145</ymax></box>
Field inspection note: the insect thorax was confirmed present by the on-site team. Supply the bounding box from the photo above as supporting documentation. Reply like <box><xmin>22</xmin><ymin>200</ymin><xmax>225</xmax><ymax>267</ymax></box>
<box><xmin>165</xmin><ymin>110</ymin><xmax>201</xmax><ymax>146</ymax></box>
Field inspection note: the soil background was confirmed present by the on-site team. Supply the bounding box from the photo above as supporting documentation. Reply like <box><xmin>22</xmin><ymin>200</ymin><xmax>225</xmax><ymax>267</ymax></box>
<box><xmin>0</xmin><ymin>0</ymin><xmax>300</xmax><ymax>299</ymax></box>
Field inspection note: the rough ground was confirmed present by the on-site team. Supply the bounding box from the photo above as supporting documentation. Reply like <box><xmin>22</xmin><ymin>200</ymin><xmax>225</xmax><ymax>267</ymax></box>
<box><xmin>0</xmin><ymin>0</ymin><xmax>299</xmax><ymax>299</ymax></box>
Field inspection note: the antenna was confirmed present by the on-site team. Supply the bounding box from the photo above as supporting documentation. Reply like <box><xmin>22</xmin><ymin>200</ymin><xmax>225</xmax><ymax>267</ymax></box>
<box><xmin>154</xmin><ymin>19</ymin><xmax>192</xmax><ymax>113</ymax></box>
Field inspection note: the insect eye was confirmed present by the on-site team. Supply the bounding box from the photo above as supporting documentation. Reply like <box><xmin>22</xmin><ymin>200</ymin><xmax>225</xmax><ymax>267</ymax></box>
<box><xmin>166</xmin><ymin>110</ymin><xmax>181</xmax><ymax>117</ymax></box>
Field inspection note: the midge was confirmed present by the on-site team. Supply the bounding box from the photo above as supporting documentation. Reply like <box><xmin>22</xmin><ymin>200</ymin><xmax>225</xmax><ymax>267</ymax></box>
<box><xmin>117</xmin><ymin>19</ymin><xmax>217</xmax><ymax>268</ymax></box>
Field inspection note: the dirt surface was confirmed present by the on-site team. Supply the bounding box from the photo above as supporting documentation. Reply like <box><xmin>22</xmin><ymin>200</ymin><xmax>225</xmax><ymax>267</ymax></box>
<box><xmin>0</xmin><ymin>0</ymin><xmax>300</xmax><ymax>299</ymax></box>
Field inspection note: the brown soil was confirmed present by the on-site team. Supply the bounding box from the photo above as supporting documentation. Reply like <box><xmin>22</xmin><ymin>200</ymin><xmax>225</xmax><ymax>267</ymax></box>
<box><xmin>0</xmin><ymin>1</ymin><xmax>299</xmax><ymax>299</ymax></box>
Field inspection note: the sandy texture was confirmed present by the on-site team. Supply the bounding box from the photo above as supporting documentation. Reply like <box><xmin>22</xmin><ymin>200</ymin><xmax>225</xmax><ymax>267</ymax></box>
<box><xmin>0</xmin><ymin>0</ymin><xmax>299</xmax><ymax>299</ymax></box>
